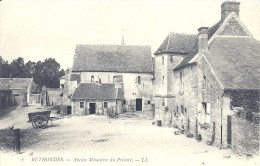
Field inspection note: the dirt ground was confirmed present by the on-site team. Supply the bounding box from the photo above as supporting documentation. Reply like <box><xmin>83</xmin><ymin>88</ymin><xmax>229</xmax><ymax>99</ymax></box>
<box><xmin>0</xmin><ymin>104</ymin><xmax>259</xmax><ymax>166</ymax></box>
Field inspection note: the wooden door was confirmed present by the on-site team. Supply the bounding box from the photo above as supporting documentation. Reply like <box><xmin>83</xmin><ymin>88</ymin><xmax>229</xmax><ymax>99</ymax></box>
<box><xmin>136</xmin><ymin>98</ymin><xmax>142</xmax><ymax>111</ymax></box>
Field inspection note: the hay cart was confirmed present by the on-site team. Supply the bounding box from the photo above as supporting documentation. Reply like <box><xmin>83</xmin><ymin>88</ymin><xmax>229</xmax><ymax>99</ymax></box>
<box><xmin>27</xmin><ymin>111</ymin><xmax>52</xmax><ymax>129</ymax></box>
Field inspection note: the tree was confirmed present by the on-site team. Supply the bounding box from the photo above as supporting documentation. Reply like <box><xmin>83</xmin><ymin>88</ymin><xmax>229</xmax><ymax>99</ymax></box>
<box><xmin>33</xmin><ymin>58</ymin><xmax>64</xmax><ymax>90</ymax></box>
<box><xmin>0</xmin><ymin>56</ymin><xmax>11</xmax><ymax>78</ymax></box>
<box><xmin>10</xmin><ymin>57</ymin><xmax>26</xmax><ymax>77</ymax></box>
<box><xmin>24</xmin><ymin>60</ymin><xmax>36</xmax><ymax>77</ymax></box>
<box><xmin>0</xmin><ymin>56</ymin><xmax>65</xmax><ymax>91</ymax></box>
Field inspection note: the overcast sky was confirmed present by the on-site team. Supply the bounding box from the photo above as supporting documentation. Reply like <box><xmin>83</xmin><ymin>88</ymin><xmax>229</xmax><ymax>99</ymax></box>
<box><xmin>0</xmin><ymin>0</ymin><xmax>259</xmax><ymax>69</ymax></box>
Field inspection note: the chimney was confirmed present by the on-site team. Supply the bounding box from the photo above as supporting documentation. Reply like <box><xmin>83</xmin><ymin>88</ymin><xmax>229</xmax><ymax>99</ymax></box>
<box><xmin>198</xmin><ymin>27</ymin><xmax>209</xmax><ymax>52</ymax></box>
<box><xmin>221</xmin><ymin>1</ymin><xmax>240</xmax><ymax>21</ymax></box>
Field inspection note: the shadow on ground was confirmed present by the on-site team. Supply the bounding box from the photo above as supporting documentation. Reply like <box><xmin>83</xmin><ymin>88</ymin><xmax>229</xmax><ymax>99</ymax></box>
<box><xmin>0</xmin><ymin>106</ymin><xmax>18</xmax><ymax>118</ymax></box>
<box><xmin>0</xmin><ymin>128</ymin><xmax>42</xmax><ymax>153</ymax></box>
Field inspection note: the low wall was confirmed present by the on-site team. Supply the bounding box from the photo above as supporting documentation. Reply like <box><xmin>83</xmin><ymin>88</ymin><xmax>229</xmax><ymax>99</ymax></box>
<box><xmin>232</xmin><ymin>116</ymin><xmax>259</xmax><ymax>156</ymax></box>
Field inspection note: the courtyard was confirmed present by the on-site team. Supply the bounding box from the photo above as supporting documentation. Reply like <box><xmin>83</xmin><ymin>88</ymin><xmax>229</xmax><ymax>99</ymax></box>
<box><xmin>0</xmin><ymin>104</ymin><xmax>259</xmax><ymax>166</ymax></box>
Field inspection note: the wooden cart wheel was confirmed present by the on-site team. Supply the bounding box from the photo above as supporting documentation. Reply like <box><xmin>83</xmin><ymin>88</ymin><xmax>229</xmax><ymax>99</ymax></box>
<box><xmin>32</xmin><ymin>115</ymin><xmax>48</xmax><ymax>129</ymax></box>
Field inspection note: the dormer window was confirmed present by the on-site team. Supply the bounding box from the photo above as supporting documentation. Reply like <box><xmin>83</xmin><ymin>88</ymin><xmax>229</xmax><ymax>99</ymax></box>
<box><xmin>91</xmin><ymin>75</ymin><xmax>94</xmax><ymax>82</ymax></box>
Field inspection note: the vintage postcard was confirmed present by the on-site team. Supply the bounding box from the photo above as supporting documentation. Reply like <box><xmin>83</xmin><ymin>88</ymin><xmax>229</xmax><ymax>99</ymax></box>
<box><xmin>0</xmin><ymin>0</ymin><xmax>259</xmax><ymax>166</ymax></box>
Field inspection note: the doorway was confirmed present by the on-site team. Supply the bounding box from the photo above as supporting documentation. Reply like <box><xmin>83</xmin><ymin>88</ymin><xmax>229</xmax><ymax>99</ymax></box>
<box><xmin>136</xmin><ymin>98</ymin><xmax>142</xmax><ymax>111</ymax></box>
<box><xmin>89</xmin><ymin>103</ymin><xmax>96</xmax><ymax>114</ymax></box>
<box><xmin>227</xmin><ymin>115</ymin><xmax>232</xmax><ymax>147</ymax></box>
<box><xmin>67</xmin><ymin>106</ymin><xmax>72</xmax><ymax>115</ymax></box>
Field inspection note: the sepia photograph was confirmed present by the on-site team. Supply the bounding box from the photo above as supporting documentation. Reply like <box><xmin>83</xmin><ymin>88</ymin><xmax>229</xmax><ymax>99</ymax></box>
<box><xmin>0</xmin><ymin>0</ymin><xmax>259</xmax><ymax>165</ymax></box>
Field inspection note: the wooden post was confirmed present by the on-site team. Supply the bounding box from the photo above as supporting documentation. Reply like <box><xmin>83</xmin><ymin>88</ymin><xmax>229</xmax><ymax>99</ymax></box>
<box><xmin>14</xmin><ymin>129</ymin><xmax>21</xmax><ymax>153</ymax></box>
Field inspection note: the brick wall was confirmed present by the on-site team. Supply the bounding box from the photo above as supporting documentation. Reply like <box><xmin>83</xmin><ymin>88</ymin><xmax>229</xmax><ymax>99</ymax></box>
<box><xmin>232</xmin><ymin>116</ymin><xmax>259</xmax><ymax>156</ymax></box>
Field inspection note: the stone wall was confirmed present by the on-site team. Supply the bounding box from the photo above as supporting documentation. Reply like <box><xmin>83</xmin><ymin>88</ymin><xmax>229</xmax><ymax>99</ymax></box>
<box><xmin>173</xmin><ymin>64</ymin><xmax>199</xmax><ymax>136</ymax></box>
<box><xmin>79</xmin><ymin>71</ymin><xmax>153</xmax><ymax>112</ymax></box>
<box><xmin>72</xmin><ymin>100</ymin><xmax>116</xmax><ymax>116</ymax></box>
<box><xmin>153</xmin><ymin>53</ymin><xmax>183</xmax><ymax>122</ymax></box>
<box><xmin>232</xmin><ymin>116</ymin><xmax>259</xmax><ymax>156</ymax></box>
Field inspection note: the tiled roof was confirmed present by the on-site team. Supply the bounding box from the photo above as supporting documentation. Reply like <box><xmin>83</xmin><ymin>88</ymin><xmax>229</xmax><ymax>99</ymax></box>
<box><xmin>0</xmin><ymin>78</ymin><xmax>32</xmax><ymax>90</ymax></box>
<box><xmin>205</xmin><ymin>37</ymin><xmax>260</xmax><ymax>90</ymax></box>
<box><xmin>173</xmin><ymin>49</ymin><xmax>198</xmax><ymax>71</ymax></box>
<box><xmin>71</xmin><ymin>83</ymin><xmax>122</xmax><ymax>100</ymax></box>
<box><xmin>208</xmin><ymin>21</ymin><xmax>222</xmax><ymax>39</ymax></box>
<box><xmin>172</xmin><ymin>21</ymin><xmax>223</xmax><ymax>70</ymax></box>
<box><xmin>154</xmin><ymin>33</ymin><xmax>197</xmax><ymax>55</ymax></box>
<box><xmin>72</xmin><ymin>45</ymin><xmax>153</xmax><ymax>73</ymax></box>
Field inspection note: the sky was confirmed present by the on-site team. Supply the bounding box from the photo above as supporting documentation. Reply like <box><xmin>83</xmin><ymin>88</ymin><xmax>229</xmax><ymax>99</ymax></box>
<box><xmin>0</xmin><ymin>0</ymin><xmax>260</xmax><ymax>69</ymax></box>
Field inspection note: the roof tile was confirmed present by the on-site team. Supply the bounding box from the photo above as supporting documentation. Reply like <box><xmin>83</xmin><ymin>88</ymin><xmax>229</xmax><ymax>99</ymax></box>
<box><xmin>72</xmin><ymin>45</ymin><xmax>153</xmax><ymax>73</ymax></box>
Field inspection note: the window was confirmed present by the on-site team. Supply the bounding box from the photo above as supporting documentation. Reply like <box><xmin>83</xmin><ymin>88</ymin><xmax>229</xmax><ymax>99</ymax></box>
<box><xmin>80</xmin><ymin>102</ymin><xmax>84</xmax><ymax>108</ymax></box>
<box><xmin>113</xmin><ymin>76</ymin><xmax>116</xmax><ymax>83</ymax></box>
<box><xmin>202</xmin><ymin>102</ymin><xmax>210</xmax><ymax>114</ymax></box>
<box><xmin>104</xmin><ymin>102</ymin><xmax>108</xmax><ymax>108</ymax></box>
<box><xmin>170</xmin><ymin>56</ymin><xmax>173</xmax><ymax>63</ymax></box>
<box><xmin>162</xmin><ymin>56</ymin><xmax>164</xmax><ymax>65</ymax></box>
<box><xmin>181</xmin><ymin>105</ymin><xmax>184</xmax><ymax>114</ymax></box>
<box><xmin>162</xmin><ymin>98</ymin><xmax>165</xmax><ymax>107</ymax></box>
<box><xmin>162</xmin><ymin>76</ymin><xmax>164</xmax><ymax>84</ymax></box>
<box><xmin>202</xmin><ymin>75</ymin><xmax>207</xmax><ymax>89</ymax></box>
<box><xmin>147</xmin><ymin>100</ymin><xmax>151</xmax><ymax>104</ymax></box>
<box><xmin>137</xmin><ymin>76</ymin><xmax>141</xmax><ymax>84</ymax></box>
<box><xmin>202</xmin><ymin>102</ymin><xmax>210</xmax><ymax>124</ymax></box>
<box><xmin>123</xmin><ymin>100</ymin><xmax>126</xmax><ymax>105</ymax></box>
<box><xmin>91</xmin><ymin>75</ymin><xmax>94</xmax><ymax>82</ymax></box>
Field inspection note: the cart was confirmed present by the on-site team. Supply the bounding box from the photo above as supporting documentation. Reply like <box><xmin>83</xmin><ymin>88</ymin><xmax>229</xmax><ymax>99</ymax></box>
<box><xmin>28</xmin><ymin>111</ymin><xmax>51</xmax><ymax>129</ymax></box>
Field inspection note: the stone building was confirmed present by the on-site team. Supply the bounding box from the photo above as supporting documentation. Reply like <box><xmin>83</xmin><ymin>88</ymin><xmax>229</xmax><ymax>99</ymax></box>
<box><xmin>0</xmin><ymin>78</ymin><xmax>35</xmax><ymax>105</ymax></box>
<box><xmin>69</xmin><ymin>44</ymin><xmax>154</xmax><ymax>115</ymax></box>
<box><xmin>154</xmin><ymin>1</ymin><xmax>260</xmax><ymax>155</ymax></box>
<box><xmin>153</xmin><ymin>33</ymin><xmax>197</xmax><ymax>125</ymax></box>
<box><xmin>0</xmin><ymin>82</ymin><xmax>12</xmax><ymax>110</ymax></box>
<box><xmin>71</xmin><ymin>83</ymin><xmax>123</xmax><ymax>115</ymax></box>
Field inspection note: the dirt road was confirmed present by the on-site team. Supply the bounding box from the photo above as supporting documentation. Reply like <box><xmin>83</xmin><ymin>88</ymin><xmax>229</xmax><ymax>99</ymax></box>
<box><xmin>0</xmin><ymin>104</ymin><xmax>259</xmax><ymax>166</ymax></box>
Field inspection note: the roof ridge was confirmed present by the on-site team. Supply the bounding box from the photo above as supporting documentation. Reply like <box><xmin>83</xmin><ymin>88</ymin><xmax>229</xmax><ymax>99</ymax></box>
<box><xmin>169</xmin><ymin>32</ymin><xmax>196</xmax><ymax>36</ymax></box>
<box><xmin>76</xmin><ymin>44</ymin><xmax>151</xmax><ymax>48</ymax></box>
